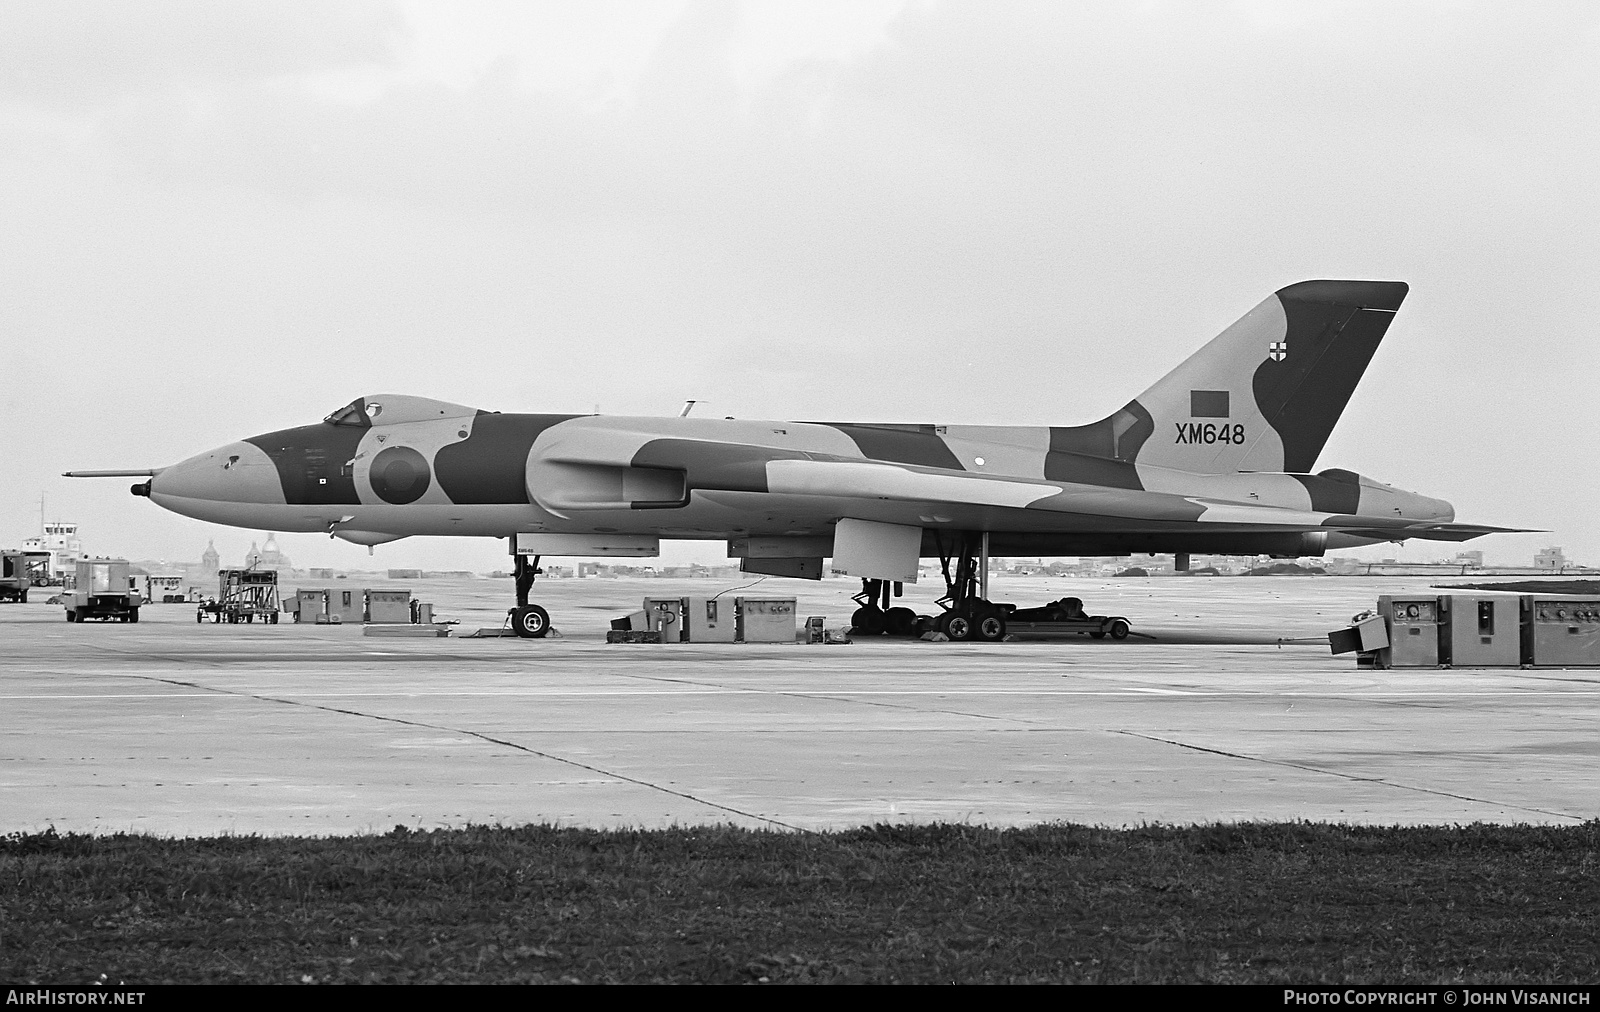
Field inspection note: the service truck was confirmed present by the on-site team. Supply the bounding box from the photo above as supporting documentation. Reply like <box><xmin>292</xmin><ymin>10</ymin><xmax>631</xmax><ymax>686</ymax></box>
<box><xmin>61</xmin><ymin>558</ymin><xmax>141</xmax><ymax>622</ymax></box>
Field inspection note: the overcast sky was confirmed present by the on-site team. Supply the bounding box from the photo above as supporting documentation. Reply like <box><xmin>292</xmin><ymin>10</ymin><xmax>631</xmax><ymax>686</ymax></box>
<box><xmin>2</xmin><ymin>0</ymin><xmax>1596</xmax><ymax>572</ymax></box>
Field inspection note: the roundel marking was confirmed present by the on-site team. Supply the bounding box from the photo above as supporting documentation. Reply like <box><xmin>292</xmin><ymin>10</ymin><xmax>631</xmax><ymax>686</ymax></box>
<box><xmin>370</xmin><ymin>446</ymin><xmax>431</xmax><ymax>504</ymax></box>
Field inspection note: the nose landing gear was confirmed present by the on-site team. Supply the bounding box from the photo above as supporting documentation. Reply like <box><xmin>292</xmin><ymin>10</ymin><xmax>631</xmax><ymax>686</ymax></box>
<box><xmin>509</xmin><ymin>549</ymin><xmax>550</xmax><ymax>638</ymax></box>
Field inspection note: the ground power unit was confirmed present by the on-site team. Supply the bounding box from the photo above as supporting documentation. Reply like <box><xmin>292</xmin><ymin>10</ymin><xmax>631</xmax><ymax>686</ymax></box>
<box><xmin>736</xmin><ymin>597</ymin><xmax>797</xmax><ymax>643</ymax></box>
<box><xmin>642</xmin><ymin>597</ymin><xmax>685</xmax><ymax>642</ymax></box>
<box><xmin>287</xmin><ymin>587</ymin><xmax>364</xmax><ymax>624</ymax></box>
<box><xmin>365</xmin><ymin>589</ymin><xmax>413</xmax><ymax>624</ymax></box>
<box><xmin>1442</xmin><ymin>593</ymin><xmax>1521</xmax><ymax>667</ymax></box>
<box><xmin>631</xmin><ymin>596</ymin><xmax>796</xmax><ymax>643</ymax></box>
<box><xmin>1345</xmin><ymin>592</ymin><xmax>1600</xmax><ymax>668</ymax></box>
<box><xmin>289</xmin><ymin>589</ymin><xmax>329</xmax><ymax>622</ymax></box>
<box><xmin>1375</xmin><ymin>595</ymin><xmax>1441</xmax><ymax>667</ymax></box>
<box><xmin>684</xmin><ymin>597</ymin><xmax>738</xmax><ymax>643</ymax></box>
<box><xmin>1523</xmin><ymin>596</ymin><xmax>1600</xmax><ymax>666</ymax></box>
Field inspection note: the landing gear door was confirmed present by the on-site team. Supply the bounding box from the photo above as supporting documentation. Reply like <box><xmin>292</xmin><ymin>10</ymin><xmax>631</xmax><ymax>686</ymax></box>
<box><xmin>830</xmin><ymin>519</ymin><xmax>921</xmax><ymax>584</ymax></box>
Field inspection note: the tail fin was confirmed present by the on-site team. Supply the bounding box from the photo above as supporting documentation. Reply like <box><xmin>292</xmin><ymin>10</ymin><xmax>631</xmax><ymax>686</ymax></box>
<box><xmin>1073</xmin><ymin>280</ymin><xmax>1408</xmax><ymax>475</ymax></box>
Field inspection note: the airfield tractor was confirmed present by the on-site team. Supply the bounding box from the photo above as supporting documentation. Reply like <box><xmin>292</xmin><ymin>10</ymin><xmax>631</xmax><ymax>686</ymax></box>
<box><xmin>60</xmin><ymin>558</ymin><xmax>141</xmax><ymax>623</ymax></box>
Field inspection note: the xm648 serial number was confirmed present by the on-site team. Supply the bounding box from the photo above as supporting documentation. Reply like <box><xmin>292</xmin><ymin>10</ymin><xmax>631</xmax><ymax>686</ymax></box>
<box><xmin>1175</xmin><ymin>422</ymin><xmax>1246</xmax><ymax>445</ymax></box>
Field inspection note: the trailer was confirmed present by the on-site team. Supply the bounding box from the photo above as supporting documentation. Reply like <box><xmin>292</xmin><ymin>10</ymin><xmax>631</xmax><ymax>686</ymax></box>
<box><xmin>1001</xmin><ymin>597</ymin><xmax>1132</xmax><ymax>640</ymax></box>
<box><xmin>142</xmin><ymin>574</ymin><xmax>192</xmax><ymax>604</ymax></box>
<box><xmin>60</xmin><ymin>558</ymin><xmax>141</xmax><ymax>622</ymax></box>
<box><xmin>196</xmin><ymin>568</ymin><xmax>280</xmax><ymax>624</ymax></box>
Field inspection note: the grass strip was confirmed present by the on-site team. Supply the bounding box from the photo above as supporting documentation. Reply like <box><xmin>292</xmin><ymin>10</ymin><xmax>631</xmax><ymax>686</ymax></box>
<box><xmin>3</xmin><ymin>821</ymin><xmax>1596</xmax><ymax>984</ymax></box>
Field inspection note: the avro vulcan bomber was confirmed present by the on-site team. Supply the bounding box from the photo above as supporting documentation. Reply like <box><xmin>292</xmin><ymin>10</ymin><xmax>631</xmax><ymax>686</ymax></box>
<box><xmin>70</xmin><ymin>281</ymin><xmax>1519</xmax><ymax>639</ymax></box>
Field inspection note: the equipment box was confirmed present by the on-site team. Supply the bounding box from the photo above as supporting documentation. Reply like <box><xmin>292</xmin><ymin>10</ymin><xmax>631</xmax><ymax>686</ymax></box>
<box><xmin>366</xmin><ymin>589</ymin><xmax>412</xmax><ymax>624</ymax></box>
<box><xmin>145</xmin><ymin>574</ymin><xmax>188</xmax><ymax>604</ymax></box>
<box><xmin>290</xmin><ymin>589</ymin><xmax>329</xmax><ymax>623</ymax></box>
<box><xmin>1523</xmin><ymin>597</ymin><xmax>1600</xmax><ymax>667</ymax></box>
<box><xmin>684</xmin><ymin>597</ymin><xmax>738</xmax><ymax>643</ymax></box>
<box><xmin>1376</xmin><ymin>595</ymin><xmax>1440</xmax><ymax>668</ymax></box>
<box><xmin>329</xmin><ymin>588</ymin><xmax>363</xmax><ymax>624</ymax></box>
<box><xmin>1329</xmin><ymin>614</ymin><xmax>1389</xmax><ymax>657</ymax></box>
<box><xmin>1442</xmin><ymin>594</ymin><xmax>1520</xmax><ymax>667</ymax></box>
<box><xmin>610</xmin><ymin>610</ymin><xmax>650</xmax><ymax>633</ymax></box>
<box><xmin>737</xmin><ymin>597</ymin><xmax>797</xmax><ymax>643</ymax></box>
<box><xmin>643</xmin><ymin>597</ymin><xmax>686</xmax><ymax>643</ymax></box>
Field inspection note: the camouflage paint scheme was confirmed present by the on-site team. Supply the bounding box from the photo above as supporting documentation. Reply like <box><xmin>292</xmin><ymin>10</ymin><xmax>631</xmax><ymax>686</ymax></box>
<box><xmin>133</xmin><ymin>281</ymin><xmax>1513</xmax><ymax>567</ymax></box>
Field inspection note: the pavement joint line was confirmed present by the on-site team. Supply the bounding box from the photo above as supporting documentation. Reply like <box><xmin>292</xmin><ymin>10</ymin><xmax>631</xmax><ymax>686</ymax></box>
<box><xmin>1112</xmin><ymin>730</ymin><xmax>1587</xmax><ymax>822</ymax></box>
<box><xmin>126</xmin><ymin>673</ymin><xmax>809</xmax><ymax>833</ymax></box>
<box><xmin>598</xmin><ymin>670</ymin><xmax>1038</xmax><ymax>725</ymax></box>
<box><xmin>86</xmin><ymin>645</ymin><xmax>229</xmax><ymax>670</ymax></box>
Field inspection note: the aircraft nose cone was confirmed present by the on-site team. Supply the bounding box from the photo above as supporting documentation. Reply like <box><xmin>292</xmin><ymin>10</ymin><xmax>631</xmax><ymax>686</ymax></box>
<box><xmin>150</xmin><ymin>441</ymin><xmax>285</xmax><ymax>506</ymax></box>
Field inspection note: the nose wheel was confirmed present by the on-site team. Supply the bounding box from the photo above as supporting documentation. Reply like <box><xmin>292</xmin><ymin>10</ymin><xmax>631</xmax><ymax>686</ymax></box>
<box><xmin>508</xmin><ymin>549</ymin><xmax>550</xmax><ymax>638</ymax></box>
<box><xmin>511</xmin><ymin>604</ymin><xmax>550</xmax><ymax>638</ymax></box>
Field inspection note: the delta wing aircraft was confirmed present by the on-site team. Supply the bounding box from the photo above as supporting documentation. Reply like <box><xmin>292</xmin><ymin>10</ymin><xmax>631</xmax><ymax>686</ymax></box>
<box><xmin>70</xmin><ymin>280</ymin><xmax>1520</xmax><ymax>639</ymax></box>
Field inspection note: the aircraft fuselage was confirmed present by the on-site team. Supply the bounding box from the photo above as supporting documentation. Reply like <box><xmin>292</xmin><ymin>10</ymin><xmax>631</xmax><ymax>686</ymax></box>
<box><xmin>142</xmin><ymin>396</ymin><xmax>1452</xmax><ymax>557</ymax></box>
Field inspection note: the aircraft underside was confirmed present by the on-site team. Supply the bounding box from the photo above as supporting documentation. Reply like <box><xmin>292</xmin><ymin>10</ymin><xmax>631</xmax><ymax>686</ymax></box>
<box><xmin>144</xmin><ymin>491</ymin><xmax>1389</xmax><ymax>556</ymax></box>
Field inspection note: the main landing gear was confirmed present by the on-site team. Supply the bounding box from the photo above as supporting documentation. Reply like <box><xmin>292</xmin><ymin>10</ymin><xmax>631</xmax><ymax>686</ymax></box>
<box><xmin>850</xmin><ymin>579</ymin><xmax>919</xmax><ymax>638</ymax></box>
<box><xmin>848</xmin><ymin>532</ymin><xmax>1009</xmax><ymax>642</ymax></box>
<box><xmin>509</xmin><ymin>550</ymin><xmax>550</xmax><ymax>638</ymax></box>
<box><xmin>930</xmin><ymin>531</ymin><xmax>1008</xmax><ymax>642</ymax></box>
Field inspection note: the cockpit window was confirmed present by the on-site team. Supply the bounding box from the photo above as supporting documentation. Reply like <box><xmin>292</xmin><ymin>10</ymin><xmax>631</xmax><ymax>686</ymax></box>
<box><xmin>324</xmin><ymin>398</ymin><xmax>373</xmax><ymax>427</ymax></box>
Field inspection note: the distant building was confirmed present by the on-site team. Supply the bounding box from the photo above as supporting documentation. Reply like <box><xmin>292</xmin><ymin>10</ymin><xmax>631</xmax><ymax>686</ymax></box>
<box><xmin>308</xmin><ymin>568</ymin><xmax>334</xmax><ymax>580</ymax></box>
<box><xmin>1454</xmin><ymin>550</ymin><xmax>1484</xmax><ymax>567</ymax></box>
<box><xmin>1534</xmin><ymin>547</ymin><xmax>1567</xmax><ymax>570</ymax></box>
<box><xmin>22</xmin><ymin>522</ymin><xmax>84</xmax><ymax>579</ymax></box>
<box><xmin>388</xmin><ymin>569</ymin><xmax>423</xmax><ymax>580</ymax></box>
<box><xmin>251</xmin><ymin>533</ymin><xmax>292</xmax><ymax>570</ymax></box>
<box><xmin>200</xmin><ymin>539</ymin><xmax>220</xmax><ymax>579</ymax></box>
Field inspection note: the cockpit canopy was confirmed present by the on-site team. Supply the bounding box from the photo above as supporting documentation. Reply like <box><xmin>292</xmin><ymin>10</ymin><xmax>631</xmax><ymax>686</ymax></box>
<box><xmin>323</xmin><ymin>398</ymin><xmax>373</xmax><ymax>427</ymax></box>
<box><xmin>323</xmin><ymin>395</ymin><xmax>477</xmax><ymax>427</ymax></box>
